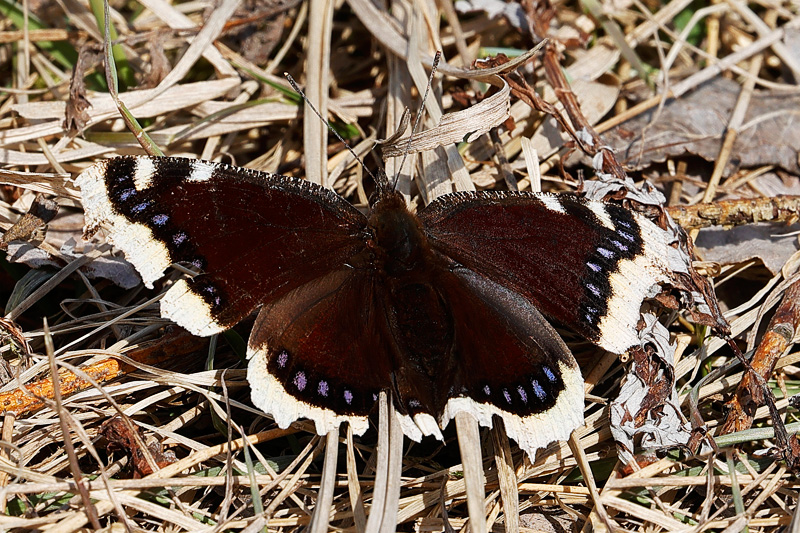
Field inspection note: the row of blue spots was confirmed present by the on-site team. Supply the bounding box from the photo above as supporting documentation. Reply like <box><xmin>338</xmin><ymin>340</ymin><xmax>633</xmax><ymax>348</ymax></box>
<box><xmin>481</xmin><ymin>365</ymin><xmax>559</xmax><ymax>406</ymax></box>
<box><xmin>582</xmin><ymin>213</ymin><xmax>641</xmax><ymax>326</ymax></box>
<box><xmin>201</xmin><ymin>284</ymin><xmax>222</xmax><ymax>307</ymax></box>
<box><xmin>278</xmin><ymin>350</ymin><xmax>356</xmax><ymax>405</ymax></box>
<box><xmin>113</xmin><ymin>182</ymin><xmax>199</xmax><ymax>265</ymax></box>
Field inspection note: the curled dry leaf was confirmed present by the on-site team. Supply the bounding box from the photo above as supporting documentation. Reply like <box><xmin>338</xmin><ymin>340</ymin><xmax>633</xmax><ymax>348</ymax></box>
<box><xmin>100</xmin><ymin>417</ymin><xmax>177</xmax><ymax>478</ymax></box>
<box><xmin>4</xmin><ymin>210</ymin><xmax>142</xmax><ymax>289</ymax></box>
<box><xmin>64</xmin><ymin>44</ymin><xmax>102</xmax><ymax>133</ymax></box>
<box><xmin>609</xmin><ymin>315</ymin><xmax>691</xmax><ymax>464</ymax></box>
<box><xmin>381</xmin><ymin>78</ymin><xmax>512</xmax><ymax>158</ymax></box>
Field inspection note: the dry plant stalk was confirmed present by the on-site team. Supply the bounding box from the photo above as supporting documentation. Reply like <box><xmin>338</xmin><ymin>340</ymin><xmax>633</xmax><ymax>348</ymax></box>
<box><xmin>720</xmin><ymin>280</ymin><xmax>800</xmax><ymax>435</ymax></box>
<box><xmin>666</xmin><ymin>196</ymin><xmax>800</xmax><ymax>230</ymax></box>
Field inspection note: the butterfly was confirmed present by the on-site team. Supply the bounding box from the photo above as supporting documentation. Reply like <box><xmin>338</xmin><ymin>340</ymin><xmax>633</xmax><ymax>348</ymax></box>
<box><xmin>77</xmin><ymin>155</ymin><xmax>678</xmax><ymax>458</ymax></box>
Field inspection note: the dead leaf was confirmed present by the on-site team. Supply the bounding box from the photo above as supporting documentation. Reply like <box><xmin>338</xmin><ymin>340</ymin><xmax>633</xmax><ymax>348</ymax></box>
<box><xmin>4</xmin><ymin>210</ymin><xmax>142</xmax><ymax>289</ymax></box>
<box><xmin>695</xmin><ymin>223</ymin><xmax>800</xmax><ymax>275</ymax></box>
<box><xmin>100</xmin><ymin>417</ymin><xmax>176</xmax><ymax>478</ymax></box>
<box><xmin>142</xmin><ymin>31</ymin><xmax>172</xmax><ymax>88</ymax></box>
<box><xmin>609</xmin><ymin>315</ymin><xmax>692</xmax><ymax>465</ymax></box>
<box><xmin>222</xmin><ymin>0</ymin><xmax>301</xmax><ymax>64</ymax></box>
<box><xmin>0</xmin><ymin>194</ymin><xmax>59</xmax><ymax>251</ymax></box>
<box><xmin>605</xmin><ymin>77</ymin><xmax>800</xmax><ymax>175</ymax></box>
<box><xmin>64</xmin><ymin>44</ymin><xmax>101</xmax><ymax>133</ymax></box>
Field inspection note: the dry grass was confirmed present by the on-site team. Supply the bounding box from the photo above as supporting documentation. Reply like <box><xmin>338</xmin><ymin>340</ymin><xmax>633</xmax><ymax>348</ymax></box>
<box><xmin>0</xmin><ymin>0</ymin><xmax>799</xmax><ymax>531</ymax></box>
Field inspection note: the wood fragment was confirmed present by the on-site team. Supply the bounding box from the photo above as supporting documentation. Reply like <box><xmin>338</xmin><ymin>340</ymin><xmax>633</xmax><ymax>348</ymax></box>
<box><xmin>0</xmin><ymin>328</ymin><xmax>207</xmax><ymax>417</ymax></box>
<box><xmin>720</xmin><ymin>280</ymin><xmax>800</xmax><ymax>435</ymax></box>
<box><xmin>666</xmin><ymin>195</ymin><xmax>800</xmax><ymax>231</ymax></box>
<box><xmin>99</xmin><ymin>417</ymin><xmax>177</xmax><ymax>477</ymax></box>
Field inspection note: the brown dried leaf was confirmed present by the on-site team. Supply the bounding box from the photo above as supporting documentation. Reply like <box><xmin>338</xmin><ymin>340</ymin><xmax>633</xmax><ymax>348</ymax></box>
<box><xmin>609</xmin><ymin>316</ymin><xmax>691</xmax><ymax>464</ymax></box>
<box><xmin>64</xmin><ymin>44</ymin><xmax>101</xmax><ymax>133</ymax></box>
<box><xmin>142</xmin><ymin>31</ymin><xmax>172</xmax><ymax>88</ymax></box>
<box><xmin>605</xmin><ymin>77</ymin><xmax>800</xmax><ymax>175</ymax></box>
<box><xmin>100</xmin><ymin>417</ymin><xmax>176</xmax><ymax>478</ymax></box>
<box><xmin>222</xmin><ymin>0</ymin><xmax>301</xmax><ymax>64</ymax></box>
<box><xmin>0</xmin><ymin>194</ymin><xmax>59</xmax><ymax>251</ymax></box>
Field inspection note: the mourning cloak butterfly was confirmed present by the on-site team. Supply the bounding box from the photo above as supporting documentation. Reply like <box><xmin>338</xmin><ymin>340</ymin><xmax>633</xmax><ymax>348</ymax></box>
<box><xmin>77</xmin><ymin>155</ymin><xmax>678</xmax><ymax>458</ymax></box>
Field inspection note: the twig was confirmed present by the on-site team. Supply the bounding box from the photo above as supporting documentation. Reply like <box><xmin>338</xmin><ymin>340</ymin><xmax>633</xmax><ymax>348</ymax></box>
<box><xmin>44</xmin><ymin>318</ymin><xmax>102</xmax><ymax>529</ymax></box>
<box><xmin>720</xmin><ymin>280</ymin><xmax>800</xmax><ymax>434</ymax></box>
<box><xmin>665</xmin><ymin>195</ymin><xmax>800</xmax><ymax>230</ymax></box>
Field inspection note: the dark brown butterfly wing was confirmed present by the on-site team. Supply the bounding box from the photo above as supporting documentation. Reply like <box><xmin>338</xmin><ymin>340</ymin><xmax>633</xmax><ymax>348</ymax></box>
<box><xmin>247</xmin><ymin>268</ymin><xmax>396</xmax><ymax>435</ymax></box>
<box><xmin>78</xmin><ymin>156</ymin><xmax>369</xmax><ymax>336</ymax></box>
<box><xmin>420</xmin><ymin>191</ymin><xmax>674</xmax><ymax>355</ymax></box>
<box><xmin>431</xmin><ymin>265</ymin><xmax>584</xmax><ymax>457</ymax></box>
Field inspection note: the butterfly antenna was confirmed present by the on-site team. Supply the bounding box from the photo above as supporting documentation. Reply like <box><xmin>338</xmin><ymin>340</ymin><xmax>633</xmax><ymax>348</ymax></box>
<box><xmin>285</xmin><ymin>73</ymin><xmax>381</xmax><ymax>188</ymax></box>
<box><xmin>391</xmin><ymin>51</ymin><xmax>442</xmax><ymax>192</ymax></box>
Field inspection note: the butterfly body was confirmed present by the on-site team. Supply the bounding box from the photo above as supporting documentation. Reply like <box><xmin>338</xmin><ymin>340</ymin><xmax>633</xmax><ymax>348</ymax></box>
<box><xmin>78</xmin><ymin>155</ymin><xmax>677</xmax><ymax>457</ymax></box>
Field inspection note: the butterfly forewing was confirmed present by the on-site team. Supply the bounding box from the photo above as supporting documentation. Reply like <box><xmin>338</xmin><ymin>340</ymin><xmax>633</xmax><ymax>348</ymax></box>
<box><xmin>420</xmin><ymin>191</ymin><xmax>672</xmax><ymax>354</ymax></box>
<box><xmin>78</xmin><ymin>156</ymin><xmax>369</xmax><ymax>336</ymax></box>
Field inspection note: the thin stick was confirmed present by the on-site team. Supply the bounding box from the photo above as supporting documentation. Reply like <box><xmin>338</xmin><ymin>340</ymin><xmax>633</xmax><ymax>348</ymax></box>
<box><xmin>44</xmin><ymin>318</ymin><xmax>102</xmax><ymax>529</ymax></box>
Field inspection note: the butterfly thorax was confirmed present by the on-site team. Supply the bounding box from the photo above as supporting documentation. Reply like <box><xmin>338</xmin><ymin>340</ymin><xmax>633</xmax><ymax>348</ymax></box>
<box><xmin>367</xmin><ymin>191</ymin><xmax>457</xmax><ymax>415</ymax></box>
<box><xmin>367</xmin><ymin>191</ymin><xmax>432</xmax><ymax>277</ymax></box>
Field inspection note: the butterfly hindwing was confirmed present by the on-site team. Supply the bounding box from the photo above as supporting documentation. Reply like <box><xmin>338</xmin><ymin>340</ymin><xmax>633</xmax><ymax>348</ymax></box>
<box><xmin>433</xmin><ymin>265</ymin><xmax>584</xmax><ymax>457</ymax></box>
<box><xmin>78</xmin><ymin>156</ymin><xmax>369</xmax><ymax>336</ymax></box>
<box><xmin>247</xmin><ymin>269</ymin><xmax>394</xmax><ymax>435</ymax></box>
